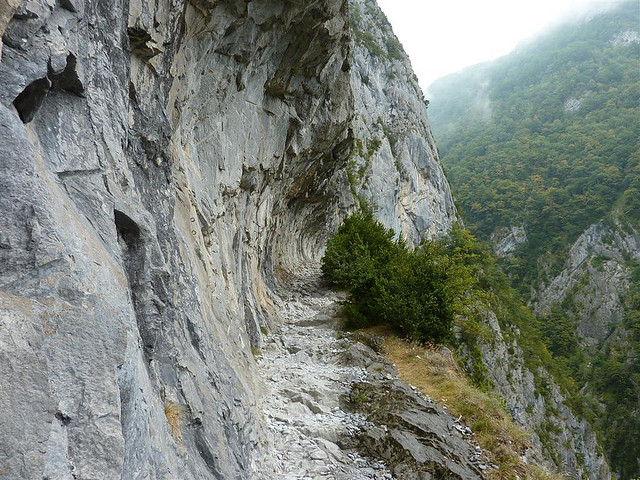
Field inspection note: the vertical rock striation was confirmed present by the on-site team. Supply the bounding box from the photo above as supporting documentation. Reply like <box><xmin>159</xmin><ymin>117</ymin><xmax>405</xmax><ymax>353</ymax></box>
<box><xmin>470</xmin><ymin>311</ymin><xmax>611</xmax><ymax>479</ymax></box>
<box><xmin>346</xmin><ymin>0</ymin><xmax>457</xmax><ymax>245</ymax></box>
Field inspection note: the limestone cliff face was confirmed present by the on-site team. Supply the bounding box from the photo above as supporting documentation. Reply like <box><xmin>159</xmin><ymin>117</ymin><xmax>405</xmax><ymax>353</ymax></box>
<box><xmin>346</xmin><ymin>0</ymin><xmax>457</xmax><ymax>245</ymax></box>
<box><xmin>470</xmin><ymin>225</ymin><xmax>618</xmax><ymax>479</ymax></box>
<box><xmin>470</xmin><ymin>312</ymin><xmax>610</xmax><ymax>479</ymax></box>
<box><xmin>0</xmin><ymin>0</ymin><xmax>458</xmax><ymax>478</ymax></box>
<box><xmin>0</xmin><ymin>0</ymin><xmax>353</xmax><ymax>478</ymax></box>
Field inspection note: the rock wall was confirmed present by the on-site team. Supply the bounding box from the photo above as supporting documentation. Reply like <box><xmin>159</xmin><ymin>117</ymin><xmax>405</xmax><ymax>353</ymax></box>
<box><xmin>471</xmin><ymin>311</ymin><xmax>610</xmax><ymax>479</ymax></box>
<box><xmin>0</xmin><ymin>0</ymin><xmax>459</xmax><ymax>478</ymax></box>
<box><xmin>490</xmin><ymin>225</ymin><xmax>527</xmax><ymax>257</ymax></box>
<box><xmin>346</xmin><ymin>0</ymin><xmax>457</xmax><ymax>245</ymax></box>
<box><xmin>534</xmin><ymin>219</ymin><xmax>640</xmax><ymax>349</ymax></box>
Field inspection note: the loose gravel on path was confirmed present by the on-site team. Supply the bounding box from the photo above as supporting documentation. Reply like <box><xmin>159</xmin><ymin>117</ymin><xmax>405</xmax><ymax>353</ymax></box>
<box><xmin>256</xmin><ymin>266</ymin><xmax>394</xmax><ymax>480</ymax></box>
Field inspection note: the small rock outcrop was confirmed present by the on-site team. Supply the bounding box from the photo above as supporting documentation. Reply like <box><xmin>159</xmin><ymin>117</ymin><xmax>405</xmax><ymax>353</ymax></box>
<box><xmin>610</xmin><ymin>30</ymin><xmax>640</xmax><ymax>46</ymax></box>
<box><xmin>490</xmin><ymin>225</ymin><xmax>527</xmax><ymax>257</ymax></box>
<box><xmin>534</xmin><ymin>219</ymin><xmax>640</xmax><ymax>348</ymax></box>
<box><xmin>345</xmin><ymin>367</ymin><xmax>489</xmax><ymax>479</ymax></box>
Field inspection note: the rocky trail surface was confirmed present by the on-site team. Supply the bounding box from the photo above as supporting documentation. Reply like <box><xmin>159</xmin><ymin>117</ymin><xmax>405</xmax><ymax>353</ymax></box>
<box><xmin>256</xmin><ymin>265</ymin><xmax>393</xmax><ymax>479</ymax></box>
<box><xmin>255</xmin><ymin>265</ymin><xmax>489</xmax><ymax>480</ymax></box>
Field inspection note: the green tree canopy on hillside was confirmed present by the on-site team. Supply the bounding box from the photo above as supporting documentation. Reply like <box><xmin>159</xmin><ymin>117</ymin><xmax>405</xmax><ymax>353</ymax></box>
<box><xmin>428</xmin><ymin>2</ymin><xmax>640</xmax><ymax>476</ymax></box>
<box><xmin>429</xmin><ymin>0</ymin><xmax>639</xmax><ymax>287</ymax></box>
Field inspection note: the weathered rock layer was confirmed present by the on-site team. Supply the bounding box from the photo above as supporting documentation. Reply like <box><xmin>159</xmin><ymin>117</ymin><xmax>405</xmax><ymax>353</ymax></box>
<box><xmin>534</xmin><ymin>219</ymin><xmax>640</xmax><ymax>349</ymax></box>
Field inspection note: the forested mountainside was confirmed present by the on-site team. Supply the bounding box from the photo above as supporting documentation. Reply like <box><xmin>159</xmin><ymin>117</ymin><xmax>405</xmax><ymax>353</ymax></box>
<box><xmin>338</xmin><ymin>2</ymin><xmax>610</xmax><ymax>477</ymax></box>
<box><xmin>428</xmin><ymin>2</ymin><xmax>640</xmax><ymax>477</ymax></box>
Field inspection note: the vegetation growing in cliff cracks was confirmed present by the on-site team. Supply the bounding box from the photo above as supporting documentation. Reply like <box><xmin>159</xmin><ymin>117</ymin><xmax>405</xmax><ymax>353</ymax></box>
<box><xmin>538</xmin><ymin>263</ymin><xmax>640</xmax><ymax>479</ymax></box>
<box><xmin>323</xmin><ymin>208</ymin><xmax>604</xmax><ymax>474</ymax></box>
<box><xmin>322</xmin><ymin>207</ymin><xmax>561</xmax><ymax>370</ymax></box>
<box><xmin>163</xmin><ymin>401</ymin><xmax>186</xmax><ymax>441</ymax></box>
<box><xmin>350</xmin><ymin>1</ymin><xmax>406</xmax><ymax>62</ymax></box>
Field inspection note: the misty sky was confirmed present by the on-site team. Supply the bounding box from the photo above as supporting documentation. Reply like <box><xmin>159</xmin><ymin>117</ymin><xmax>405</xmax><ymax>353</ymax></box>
<box><xmin>376</xmin><ymin>0</ymin><xmax>624</xmax><ymax>93</ymax></box>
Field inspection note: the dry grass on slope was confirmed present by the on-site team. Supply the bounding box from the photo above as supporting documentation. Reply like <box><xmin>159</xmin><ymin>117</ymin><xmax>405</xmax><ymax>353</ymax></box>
<box><xmin>359</xmin><ymin>326</ymin><xmax>565</xmax><ymax>480</ymax></box>
<box><xmin>164</xmin><ymin>400</ymin><xmax>186</xmax><ymax>441</ymax></box>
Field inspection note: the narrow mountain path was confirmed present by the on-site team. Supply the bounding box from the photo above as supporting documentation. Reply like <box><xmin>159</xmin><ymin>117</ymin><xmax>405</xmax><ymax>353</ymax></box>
<box><xmin>256</xmin><ymin>264</ymin><xmax>394</xmax><ymax>480</ymax></box>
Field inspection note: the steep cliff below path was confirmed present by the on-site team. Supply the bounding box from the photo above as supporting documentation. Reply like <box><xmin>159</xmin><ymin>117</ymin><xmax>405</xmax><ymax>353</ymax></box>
<box><xmin>469</xmin><ymin>309</ymin><xmax>610</xmax><ymax>479</ymax></box>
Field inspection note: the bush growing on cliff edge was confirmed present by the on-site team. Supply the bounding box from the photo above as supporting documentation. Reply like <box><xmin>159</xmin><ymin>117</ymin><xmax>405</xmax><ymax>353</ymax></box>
<box><xmin>369</xmin><ymin>244</ymin><xmax>458</xmax><ymax>342</ymax></box>
<box><xmin>321</xmin><ymin>210</ymin><xmax>474</xmax><ymax>343</ymax></box>
<box><xmin>321</xmin><ymin>208</ymin><xmax>401</xmax><ymax>294</ymax></box>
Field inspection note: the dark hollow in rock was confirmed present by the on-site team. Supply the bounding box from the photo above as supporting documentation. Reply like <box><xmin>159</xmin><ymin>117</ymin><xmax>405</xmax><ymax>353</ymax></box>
<box><xmin>13</xmin><ymin>77</ymin><xmax>51</xmax><ymax>123</ymax></box>
<box><xmin>115</xmin><ymin>210</ymin><xmax>142</xmax><ymax>260</ymax></box>
<box><xmin>54</xmin><ymin>411</ymin><xmax>71</xmax><ymax>426</ymax></box>
<box><xmin>114</xmin><ymin>210</ymin><xmax>154</xmax><ymax>356</ymax></box>
<box><xmin>49</xmin><ymin>54</ymin><xmax>84</xmax><ymax>96</ymax></box>
<box><xmin>127</xmin><ymin>27</ymin><xmax>161</xmax><ymax>61</ymax></box>
<box><xmin>59</xmin><ymin>0</ymin><xmax>79</xmax><ymax>13</ymax></box>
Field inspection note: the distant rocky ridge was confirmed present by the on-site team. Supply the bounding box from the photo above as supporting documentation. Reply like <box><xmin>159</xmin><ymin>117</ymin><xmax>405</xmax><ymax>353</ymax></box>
<box><xmin>0</xmin><ymin>0</ymin><xmax>608</xmax><ymax>478</ymax></box>
<box><xmin>534</xmin><ymin>219</ymin><xmax>640</xmax><ymax>349</ymax></box>
<box><xmin>490</xmin><ymin>217</ymin><xmax>639</xmax><ymax>351</ymax></box>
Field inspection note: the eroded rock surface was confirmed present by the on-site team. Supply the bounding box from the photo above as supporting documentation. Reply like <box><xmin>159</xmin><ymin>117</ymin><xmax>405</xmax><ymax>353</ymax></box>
<box><xmin>346</xmin><ymin>0</ymin><xmax>457</xmax><ymax>245</ymax></box>
<box><xmin>534</xmin><ymin>219</ymin><xmax>640</xmax><ymax>348</ymax></box>
<box><xmin>490</xmin><ymin>225</ymin><xmax>527</xmax><ymax>257</ymax></box>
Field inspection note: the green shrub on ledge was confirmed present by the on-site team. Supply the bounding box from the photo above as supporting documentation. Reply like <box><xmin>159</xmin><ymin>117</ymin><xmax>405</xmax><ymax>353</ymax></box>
<box><xmin>322</xmin><ymin>209</ymin><xmax>474</xmax><ymax>343</ymax></box>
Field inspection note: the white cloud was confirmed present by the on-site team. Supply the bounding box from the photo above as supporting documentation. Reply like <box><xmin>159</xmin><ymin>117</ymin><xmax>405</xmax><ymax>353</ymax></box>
<box><xmin>376</xmin><ymin>0</ymin><xmax>624</xmax><ymax>92</ymax></box>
